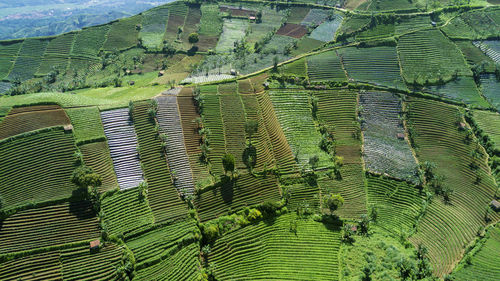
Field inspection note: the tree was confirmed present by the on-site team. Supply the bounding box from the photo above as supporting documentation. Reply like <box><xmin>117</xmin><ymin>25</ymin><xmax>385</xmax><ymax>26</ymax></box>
<box><xmin>359</xmin><ymin>214</ymin><xmax>371</xmax><ymax>235</ymax></box>
<box><xmin>71</xmin><ymin>166</ymin><xmax>102</xmax><ymax>188</ymax></box>
<box><xmin>309</xmin><ymin>155</ymin><xmax>320</xmax><ymax>171</ymax></box>
<box><xmin>245</xmin><ymin>120</ymin><xmax>259</xmax><ymax>143</ymax></box>
<box><xmin>222</xmin><ymin>153</ymin><xmax>235</xmax><ymax>177</ymax></box>
<box><xmin>324</xmin><ymin>193</ymin><xmax>344</xmax><ymax>213</ymax></box>
<box><xmin>188</xmin><ymin>33</ymin><xmax>199</xmax><ymax>44</ymax></box>
<box><xmin>397</xmin><ymin>257</ymin><xmax>416</xmax><ymax>280</ymax></box>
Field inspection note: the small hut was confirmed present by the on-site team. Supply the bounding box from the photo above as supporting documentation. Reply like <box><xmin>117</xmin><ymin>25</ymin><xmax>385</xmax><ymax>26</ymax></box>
<box><xmin>63</xmin><ymin>125</ymin><xmax>73</xmax><ymax>132</ymax></box>
<box><xmin>90</xmin><ymin>239</ymin><xmax>100</xmax><ymax>252</ymax></box>
<box><xmin>129</xmin><ymin>81</ymin><xmax>135</xmax><ymax>86</ymax></box>
<box><xmin>491</xmin><ymin>200</ymin><xmax>500</xmax><ymax>211</ymax></box>
<box><xmin>158</xmin><ymin>70</ymin><xmax>165</xmax><ymax>77</ymax></box>
<box><xmin>431</xmin><ymin>21</ymin><xmax>437</xmax><ymax>27</ymax></box>
<box><xmin>458</xmin><ymin>122</ymin><xmax>467</xmax><ymax>130</ymax></box>
<box><xmin>397</xmin><ymin>133</ymin><xmax>405</xmax><ymax>140</ymax></box>
<box><xmin>230</xmin><ymin>69</ymin><xmax>237</xmax><ymax>76</ymax></box>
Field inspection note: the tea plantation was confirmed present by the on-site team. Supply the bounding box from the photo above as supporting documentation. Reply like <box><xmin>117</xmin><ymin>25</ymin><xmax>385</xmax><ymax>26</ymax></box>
<box><xmin>0</xmin><ymin>0</ymin><xmax>499</xmax><ymax>280</ymax></box>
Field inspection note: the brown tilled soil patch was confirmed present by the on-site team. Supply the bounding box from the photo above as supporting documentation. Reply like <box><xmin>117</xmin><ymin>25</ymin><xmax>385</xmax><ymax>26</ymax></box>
<box><xmin>276</xmin><ymin>23</ymin><xmax>308</xmax><ymax>38</ymax></box>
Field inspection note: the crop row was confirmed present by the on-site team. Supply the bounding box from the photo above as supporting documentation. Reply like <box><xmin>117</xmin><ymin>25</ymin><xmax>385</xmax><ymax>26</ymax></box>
<box><xmin>102</xmin><ymin>16</ymin><xmax>141</xmax><ymax>51</ymax></box>
<box><xmin>80</xmin><ymin>141</ymin><xmax>119</xmax><ymax>193</ymax></box>
<box><xmin>140</xmin><ymin>6</ymin><xmax>169</xmax><ymax>50</ymax></box>
<box><xmin>339</xmin><ymin>46</ymin><xmax>406</xmax><ymax>90</ymax></box>
<box><xmin>199</xmin><ymin>4</ymin><xmax>223</xmax><ymax>36</ymax></box>
<box><xmin>132</xmin><ymin>101</ymin><xmax>188</xmax><ymax>223</ymax></box>
<box><xmin>196</xmin><ymin>173</ymin><xmax>281</xmax><ymax>222</ymax></box>
<box><xmin>474</xmin><ymin>40</ymin><xmax>500</xmax><ymax>64</ymax></box>
<box><xmin>307</xmin><ymin>50</ymin><xmax>346</xmax><ymax>82</ymax></box>
<box><xmin>240</xmin><ymin>93</ymin><xmax>276</xmax><ymax>171</ymax></box>
<box><xmin>309</xmin><ymin>15</ymin><xmax>343</xmax><ymax>42</ymax></box>
<box><xmin>406</xmin><ymin>97</ymin><xmax>499</xmax><ymax>275</ymax></box>
<box><xmin>177</xmin><ymin>88</ymin><xmax>211</xmax><ymax>183</ymax></box>
<box><xmin>100</xmin><ymin>108</ymin><xmax>144</xmax><ymax>190</ymax></box>
<box><xmin>360</xmin><ymin>91</ymin><xmax>417</xmax><ymax>180</ymax></box>
<box><xmin>315</xmin><ymin>90</ymin><xmax>367</xmax><ymax>219</ymax></box>
<box><xmin>0</xmin><ymin>201</ymin><xmax>100</xmax><ymax>253</ymax></box>
<box><xmin>101</xmin><ymin>187</ymin><xmax>155</xmax><ymax>237</ymax></box>
<box><xmin>200</xmin><ymin>85</ymin><xmax>226</xmax><ymax>175</ymax></box>
<box><xmin>0</xmin><ymin>243</ymin><xmax>122</xmax><ymax>281</ymax></box>
<box><xmin>66</xmin><ymin>106</ymin><xmax>106</xmax><ymax>144</ymax></box>
<box><xmin>164</xmin><ymin>2</ymin><xmax>188</xmax><ymax>42</ymax></box>
<box><xmin>156</xmin><ymin>94</ymin><xmax>195</xmax><ymax>195</ymax></box>
<box><xmin>0</xmin><ymin>127</ymin><xmax>78</xmax><ymax>209</ymax></box>
<box><xmin>479</xmin><ymin>73</ymin><xmax>500</xmax><ymax>111</ymax></box>
<box><xmin>209</xmin><ymin>213</ymin><xmax>341</xmax><ymax>280</ymax></box>
<box><xmin>36</xmin><ymin>32</ymin><xmax>75</xmax><ymax>76</ymax></box>
<box><xmin>125</xmin><ymin>218</ymin><xmax>198</xmax><ymax>267</ymax></box>
<box><xmin>0</xmin><ymin>41</ymin><xmax>23</xmax><ymax>80</ymax></box>
<box><xmin>424</xmin><ymin>76</ymin><xmax>489</xmax><ymax>107</ymax></box>
<box><xmin>366</xmin><ymin>175</ymin><xmax>424</xmax><ymax>234</ymax></box>
<box><xmin>219</xmin><ymin>83</ymin><xmax>247</xmax><ymax>170</ymax></box>
<box><xmin>256</xmin><ymin>92</ymin><xmax>299</xmax><ymax>176</ymax></box>
<box><xmin>397</xmin><ymin>29</ymin><xmax>472</xmax><ymax>84</ymax></box>
<box><xmin>7</xmin><ymin>38</ymin><xmax>49</xmax><ymax>81</ymax></box>
<box><xmin>71</xmin><ymin>25</ymin><xmax>110</xmax><ymax>59</ymax></box>
<box><xmin>0</xmin><ymin>105</ymin><xmax>70</xmax><ymax>140</ymax></box>
<box><xmin>269</xmin><ymin>90</ymin><xmax>331</xmax><ymax>170</ymax></box>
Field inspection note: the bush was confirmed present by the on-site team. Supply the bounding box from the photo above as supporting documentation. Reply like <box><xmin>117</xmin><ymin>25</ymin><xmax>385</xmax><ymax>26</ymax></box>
<box><xmin>323</xmin><ymin>193</ymin><xmax>344</xmax><ymax>213</ymax></box>
<box><xmin>258</xmin><ymin>200</ymin><xmax>280</xmax><ymax>217</ymax></box>
<box><xmin>247</xmin><ymin>209</ymin><xmax>262</xmax><ymax>221</ymax></box>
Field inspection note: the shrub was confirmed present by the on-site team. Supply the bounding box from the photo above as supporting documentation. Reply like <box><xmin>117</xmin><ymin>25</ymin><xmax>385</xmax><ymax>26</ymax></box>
<box><xmin>222</xmin><ymin>153</ymin><xmax>235</xmax><ymax>176</ymax></box>
<box><xmin>323</xmin><ymin>193</ymin><xmax>344</xmax><ymax>213</ymax></box>
<box><xmin>247</xmin><ymin>209</ymin><xmax>262</xmax><ymax>221</ymax></box>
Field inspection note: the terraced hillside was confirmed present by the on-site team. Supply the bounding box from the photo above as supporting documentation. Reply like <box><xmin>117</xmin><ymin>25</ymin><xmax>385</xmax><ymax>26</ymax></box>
<box><xmin>407</xmin><ymin>97</ymin><xmax>499</xmax><ymax>276</ymax></box>
<box><xmin>1</xmin><ymin>1</ymin><xmax>500</xmax><ymax>280</ymax></box>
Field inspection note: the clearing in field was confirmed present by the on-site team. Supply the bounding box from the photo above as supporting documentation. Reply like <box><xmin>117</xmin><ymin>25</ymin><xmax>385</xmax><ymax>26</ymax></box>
<box><xmin>215</xmin><ymin>19</ymin><xmax>249</xmax><ymax>53</ymax></box>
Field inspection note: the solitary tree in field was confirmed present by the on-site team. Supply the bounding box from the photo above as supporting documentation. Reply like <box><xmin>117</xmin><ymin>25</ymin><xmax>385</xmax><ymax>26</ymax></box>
<box><xmin>309</xmin><ymin>155</ymin><xmax>320</xmax><ymax>171</ymax></box>
<box><xmin>222</xmin><ymin>153</ymin><xmax>235</xmax><ymax>177</ymax></box>
<box><xmin>188</xmin><ymin>33</ymin><xmax>199</xmax><ymax>45</ymax></box>
<box><xmin>245</xmin><ymin>120</ymin><xmax>259</xmax><ymax>143</ymax></box>
<box><xmin>324</xmin><ymin>193</ymin><xmax>344</xmax><ymax>214</ymax></box>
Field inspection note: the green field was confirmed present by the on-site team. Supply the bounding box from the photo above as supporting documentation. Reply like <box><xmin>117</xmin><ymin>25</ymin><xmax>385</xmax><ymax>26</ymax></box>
<box><xmin>0</xmin><ymin>127</ymin><xmax>78</xmax><ymax>209</ymax></box>
<box><xmin>66</xmin><ymin>106</ymin><xmax>106</xmax><ymax>144</ymax></box>
<box><xmin>398</xmin><ymin>29</ymin><xmax>472</xmax><ymax>85</ymax></box>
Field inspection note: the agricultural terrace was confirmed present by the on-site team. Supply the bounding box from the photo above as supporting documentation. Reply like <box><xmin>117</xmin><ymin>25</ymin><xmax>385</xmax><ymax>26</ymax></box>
<box><xmin>179</xmin><ymin>5</ymin><xmax>203</xmax><ymax>51</ymax></box>
<box><xmin>309</xmin><ymin>14</ymin><xmax>343</xmax><ymax>42</ymax></box>
<box><xmin>139</xmin><ymin>6</ymin><xmax>169</xmax><ymax>50</ymax></box>
<box><xmin>7</xmin><ymin>38</ymin><xmax>49</xmax><ymax>81</ymax></box>
<box><xmin>257</xmin><ymin>92</ymin><xmax>299</xmax><ymax>176</ymax></box>
<box><xmin>359</xmin><ymin>91</ymin><xmax>417</xmax><ymax>181</ymax></box>
<box><xmin>407</xmin><ymin>97</ymin><xmax>499</xmax><ymax>276</ymax></box>
<box><xmin>314</xmin><ymin>90</ymin><xmax>367</xmax><ymax>219</ymax></box>
<box><xmin>215</xmin><ymin>19</ymin><xmax>249</xmax><ymax>53</ymax></box>
<box><xmin>474</xmin><ymin>40</ymin><xmax>500</xmax><ymax>63</ymax></box>
<box><xmin>199</xmin><ymin>85</ymin><xmax>227</xmax><ymax>175</ymax></box>
<box><xmin>196</xmin><ymin>173</ymin><xmax>280</xmax><ymax>222</ymax></box>
<box><xmin>397</xmin><ymin>29</ymin><xmax>472</xmax><ymax>85</ymax></box>
<box><xmin>156</xmin><ymin>94</ymin><xmax>195</xmax><ymax>195</ymax></box>
<box><xmin>101</xmin><ymin>187</ymin><xmax>155</xmax><ymax>238</ymax></box>
<box><xmin>301</xmin><ymin>9</ymin><xmax>330</xmax><ymax>27</ymax></box>
<box><xmin>479</xmin><ymin>73</ymin><xmax>500</xmax><ymax>110</ymax></box>
<box><xmin>177</xmin><ymin>88</ymin><xmax>211</xmax><ymax>184</ymax></box>
<box><xmin>246</xmin><ymin>6</ymin><xmax>286</xmax><ymax>45</ymax></box>
<box><xmin>356</xmin><ymin>0</ymin><xmax>416</xmax><ymax>11</ymax></box>
<box><xmin>338</xmin><ymin>46</ymin><xmax>406</xmax><ymax>90</ymax></box>
<box><xmin>0</xmin><ymin>127</ymin><xmax>78</xmax><ymax>209</ymax></box>
<box><xmin>307</xmin><ymin>50</ymin><xmax>347</xmax><ymax>82</ymax></box>
<box><xmin>269</xmin><ymin>90</ymin><xmax>331</xmax><ymax>170</ymax></box>
<box><xmin>127</xmin><ymin>219</ymin><xmax>201</xmax><ymax>280</ymax></box>
<box><xmin>0</xmin><ymin>244</ymin><xmax>123</xmax><ymax>281</ymax></box>
<box><xmin>209</xmin><ymin>213</ymin><xmax>341</xmax><ymax>280</ymax></box>
<box><xmin>66</xmin><ymin>106</ymin><xmax>106</xmax><ymax>144</ymax></box>
<box><xmin>132</xmin><ymin>101</ymin><xmax>188</xmax><ymax>222</ymax></box>
<box><xmin>100</xmin><ymin>108</ymin><xmax>144</xmax><ymax>191</ymax></box>
<box><xmin>394</xmin><ymin>15</ymin><xmax>431</xmax><ymax>35</ymax></box>
<box><xmin>0</xmin><ymin>105</ymin><xmax>71</xmax><ymax>139</ymax></box>
<box><xmin>70</xmin><ymin>25</ymin><xmax>110</xmax><ymax>59</ymax></box>
<box><xmin>199</xmin><ymin>4</ymin><xmax>223</xmax><ymax>37</ymax></box>
<box><xmin>80</xmin><ymin>141</ymin><xmax>119</xmax><ymax>192</ymax></box>
<box><xmin>424</xmin><ymin>76</ymin><xmax>490</xmax><ymax>107</ymax></box>
<box><xmin>453</xmin><ymin>224</ymin><xmax>500</xmax><ymax>281</ymax></box>
<box><xmin>36</xmin><ymin>32</ymin><xmax>75</xmax><ymax>76</ymax></box>
<box><xmin>102</xmin><ymin>16</ymin><xmax>141</xmax><ymax>51</ymax></box>
<box><xmin>240</xmin><ymin>92</ymin><xmax>276</xmax><ymax>172</ymax></box>
<box><xmin>164</xmin><ymin>2</ymin><xmax>189</xmax><ymax>44</ymax></box>
<box><xmin>366</xmin><ymin>175</ymin><xmax>424</xmax><ymax>234</ymax></box>
<box><xmin>219</xmin><ymin>83</ymin><xmax>247</xmax><ymax>170</ymax></box>
<box><xmin>472</xmin><ymin>110</ymin><xmax>500</xmax><ymax>147</ymax></box>
<box><xmin>0</xmin><ymin>201</ymin><xmax>99</xmax><ymax>253</ymax></box>
<box><xmin>0</xmin><ymin>40</ymin><xmax>23</xmax><ymax>80</ymax></box>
